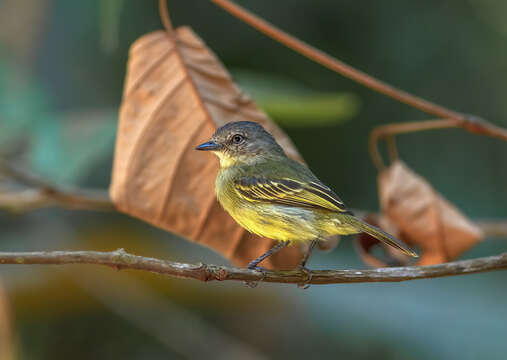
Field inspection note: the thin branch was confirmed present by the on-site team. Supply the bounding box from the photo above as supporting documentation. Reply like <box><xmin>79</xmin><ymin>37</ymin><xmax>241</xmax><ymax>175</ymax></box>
<box><xmin>158</xmin><ymin>0</ymin><xmax>174</xmax><ymax>35</ymax></box>
<box><xmin>211</xmin><ymin>0</ymin><xmax>457</xmax><ymax>119</ymax></box>
<box><xmin>0</xmin><ymin>249</ymin><xmax>506</xmax><ymax>284</ymax></box>
<box><xmin>477</xmin><ymin>221</ymin><xmax>507</xmax><ymax>239</ymax></box>
<box><xmin>386</xmin><ymin>135</ymin><xmax>399</xmax><ymax>164</ymax></box>
<box><xmin>369</xmin><ymin>119</ymin><xmax>460</xmax><ymax>170</ymax></box>
<box><xmin>0</xmin><ymin>188</ymin><xmax>112</xmax><ymax>212</ymax></box>
<box><xmin>0</xmin><ymin>161</ymin><xmax>113</xmax><ymax>211</ymax></box>
<box><xmin>369</xmin><ymin>119</ymin><xmax>507</xmax><ymax>170</ymax></box>
<box><xmin>211</xmin><ymin>0</ymin><xmax>507</xmax><ymax>142</ymax></box>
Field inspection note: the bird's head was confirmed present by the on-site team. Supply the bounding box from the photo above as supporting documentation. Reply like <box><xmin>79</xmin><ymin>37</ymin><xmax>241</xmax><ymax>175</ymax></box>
<box><xmin>195</xmin><ymin>121</ymin><xmax>285</xmax><ymax>168</ymax></box>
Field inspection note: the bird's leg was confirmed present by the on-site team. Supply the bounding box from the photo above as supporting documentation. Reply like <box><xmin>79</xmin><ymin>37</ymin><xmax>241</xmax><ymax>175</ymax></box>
<box><xmin>297</xmin><ymin>239</ymin><xmax>318</xmax><ymax>289</ymax></box>
<box><xmin>299</xmin><ymin>239</ymin><xmax>318</xmax><ymax>269</ymax></box>
<box><xmin>244</xmin><ymin>241</ymin><xmax>290</xmax><ymax>288</ymax></box>
<box><xmin>247</xmin><ymin>240</ymin><xmax>291</xmax><ymax>275</ymax></box>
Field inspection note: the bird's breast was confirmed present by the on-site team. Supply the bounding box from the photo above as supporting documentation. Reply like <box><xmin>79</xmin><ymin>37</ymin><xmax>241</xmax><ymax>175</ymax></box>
<box><xmin>216</xmin><ymin>177</ymin><xmax>319</xmax><ymax>242</ymax></box>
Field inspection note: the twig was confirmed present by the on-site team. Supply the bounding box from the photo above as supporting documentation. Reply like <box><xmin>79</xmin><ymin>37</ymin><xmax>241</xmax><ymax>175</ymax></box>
<box><xmin>0</xmin><ymin>188</ymin><xmax>112</xmax><ymax>212</ymax></box>
<box><xmin>369</xmin><ymin>119</ymin><xmax>459</xmax><ymax>170</ymax></box>
<box><xmin>0</xmin><ymin>161</ymin><xmax>113</xmax><ymax>211</ymax></box>
<box><xmin>369</xmin><ymin>119</ymin><xmax>507</xmax><ymax>170</ymax></box>
<box><xmin>211</xmin><ymin>0</ymin><xmax>507</xmax><ymax>141</ymax></box>
<box><xmin>477</xmin><ymin>221</ymin><xmax>507</xmax><ymax>239</ymax></box>
<box><xmin>0</xmin><ymin>249</ymin><xmax>506</xmax><ymax>284</ymax></box>
<box><xmin>386</xmin><ymin>135</ymin><xmax>399</xmax><ymax>164</ymax></box>
<box><xmin>211</xmin><ymin>0</ymin><xmax>457</xmax><ymax>119</ymax></box>
<box><xmin>158</xmin><ymin>0</ymin><xmax>174</xmax><ymax>35</ymax></box>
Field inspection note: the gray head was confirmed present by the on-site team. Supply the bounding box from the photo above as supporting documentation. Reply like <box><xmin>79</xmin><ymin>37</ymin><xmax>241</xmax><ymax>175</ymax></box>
<box><xmin>195</xmin><ymin>121</ymin><xmax>286</xmax><ymax>166</ymax></box>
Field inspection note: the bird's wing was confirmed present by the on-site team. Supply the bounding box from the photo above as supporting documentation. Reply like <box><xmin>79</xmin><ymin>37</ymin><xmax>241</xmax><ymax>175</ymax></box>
<box><xmin>234</xmin><ymin>177</ymin><xmax>349</xmax><ymax>213</ymax></box>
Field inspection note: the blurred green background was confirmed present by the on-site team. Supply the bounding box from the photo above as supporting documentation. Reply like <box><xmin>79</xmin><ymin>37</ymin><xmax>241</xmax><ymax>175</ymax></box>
<box><xmin>1</xmin><ymin>0</ymin><xmax>507</xmax><ymax>359</ymax></box>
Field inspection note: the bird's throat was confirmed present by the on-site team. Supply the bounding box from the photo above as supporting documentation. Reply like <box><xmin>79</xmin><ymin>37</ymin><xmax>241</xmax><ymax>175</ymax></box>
<box><xmin>214</xmin><ymin>152</ymin><xmax>237</xmax><ymax>169</ymax></box>
<box><xmin>214</xmin><ymin>151</ymin><xmax>257</xmax><ymax>169</ymax></box>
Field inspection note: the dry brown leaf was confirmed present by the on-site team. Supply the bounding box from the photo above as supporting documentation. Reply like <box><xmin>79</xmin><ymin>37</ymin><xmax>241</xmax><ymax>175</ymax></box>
<box><xmin>110</xmin><ymin>27</ymin><xmax>304</xmax><ymax>269</ymax></box>
<box><xmin>356</xmin><ymin>161</ymin><xmax>483</xmax><ymax>266</ymax></box>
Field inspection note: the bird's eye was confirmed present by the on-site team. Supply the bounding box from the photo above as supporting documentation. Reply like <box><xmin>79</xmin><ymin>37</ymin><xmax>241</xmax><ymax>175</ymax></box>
<box><xmin>232</xmin><ymin>134</ymin><xmax>245</xmax><ymax>144</ymax></box>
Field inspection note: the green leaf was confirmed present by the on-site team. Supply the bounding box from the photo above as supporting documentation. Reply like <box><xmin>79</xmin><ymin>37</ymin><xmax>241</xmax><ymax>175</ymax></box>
<box><xmin>99</xmin><ymin>0</ymin><xmax>125</xmax><ymax>54</ymax></box>
<box><xmin>261</xmin><ymin>92</ymin><xmax>359</xmax><ymax>127</ymax></box>
<box><xmin>233</xmin><ymin>69</ymin><xmax>360</xmax><ymax>127</ymax></box>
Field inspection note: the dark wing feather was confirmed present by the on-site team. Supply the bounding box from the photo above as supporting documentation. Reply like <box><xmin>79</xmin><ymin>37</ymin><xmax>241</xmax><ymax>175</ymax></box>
<box><xmin>234</xmin><ymin>177</ymin><xmax>349</xmax><ymax>213</ymax></box>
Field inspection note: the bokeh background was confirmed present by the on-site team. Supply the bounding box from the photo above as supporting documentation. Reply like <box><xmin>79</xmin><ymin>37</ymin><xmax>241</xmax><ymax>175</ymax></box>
<box><xmin>1</xmin><ymin>1</ymin><xmax>507</xmax><ymax>359</ymax></box>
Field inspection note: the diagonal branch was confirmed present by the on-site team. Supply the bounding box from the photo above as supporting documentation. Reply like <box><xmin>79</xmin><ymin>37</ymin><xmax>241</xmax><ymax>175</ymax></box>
<box><xmin>0</xmin><ymin>188</ymin><xmax>113</xmax><ymax>212</ymax></box>
<box><xmin>369</xmin><ymin>119</ymin><xmax>507</xmax><ymax>170</ymax></box>
<box><xmin>211</xmin><ymin>0</ymin><xmax>507</xmax><ymax>142</ymax></box>
<box><xmin>0</xmin><ymin>249</ymin><xmax>506</xmax><ymax>284</ymax></box>
<box><xmin>0</xmin><ymin>161</ymin><xmax>113</xmax><ymax>212</ymax></box>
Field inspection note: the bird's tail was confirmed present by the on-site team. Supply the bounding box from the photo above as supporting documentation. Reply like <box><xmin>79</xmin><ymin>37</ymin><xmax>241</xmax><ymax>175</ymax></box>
<box><xmin>345</xmin><ymin>215</ymin><xmax>418</xmax><ymax>258</ymax></box>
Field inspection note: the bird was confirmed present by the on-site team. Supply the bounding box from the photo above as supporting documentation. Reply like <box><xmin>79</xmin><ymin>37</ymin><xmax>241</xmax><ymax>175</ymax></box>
<box><xmin>195</xmin><ymin>121</ymin><xmax>417</xmax><ymax>274</ymax></box>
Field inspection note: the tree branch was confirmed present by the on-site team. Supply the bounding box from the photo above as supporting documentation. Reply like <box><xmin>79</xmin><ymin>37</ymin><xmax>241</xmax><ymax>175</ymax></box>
<box><xmin>211</xmin><ymin>0</ymin><xmax>507</xmax><ymax>142</ymax></box>
<box><xmin>0</xmin><ymin>188</ymin><xmax>112</xmax><ymax>212</ymax></box>
<box><xmin>0</xmin><ymin>249</ymin><xmax>506</xmax><ymax>284</ymax></box>
<box><xmin>369</xmin><ymin>119</ymin><xmax>507</xmax><ymax>170</ymax></box>
<box><xmin>0</xmin><ymin>161</ymin><xmax>113</xmax><ymax>211</ymax></box>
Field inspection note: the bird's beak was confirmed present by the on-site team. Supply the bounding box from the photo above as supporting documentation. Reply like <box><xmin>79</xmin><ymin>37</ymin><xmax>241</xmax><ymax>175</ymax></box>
<box><xmin>195</xmin><ymin>140</ymin><xmax>221</xmax><ymax>151</ymax></box>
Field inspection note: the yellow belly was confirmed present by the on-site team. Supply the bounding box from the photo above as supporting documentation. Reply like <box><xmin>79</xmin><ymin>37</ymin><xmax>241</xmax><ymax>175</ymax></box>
<box><xmin>215</xmin><ymin>169</ymin><xmax>358</xmax><ymax>243</ymax></box>
<box><xmin>224</xmin><ymin>200</ymin><xmax>358</xmax><ymax>243</ymax></box>
<box><xmin>231</xmin><ymin>204</ymin><xmax>319</xmax><ymax>242</ymax></box>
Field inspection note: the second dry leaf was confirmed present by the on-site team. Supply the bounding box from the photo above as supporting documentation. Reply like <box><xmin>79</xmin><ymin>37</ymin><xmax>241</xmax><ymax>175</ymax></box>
<box><xmin>357</xmin><ymin>161</ymin><xmax>483</xmax><ymax>266</ymax></box>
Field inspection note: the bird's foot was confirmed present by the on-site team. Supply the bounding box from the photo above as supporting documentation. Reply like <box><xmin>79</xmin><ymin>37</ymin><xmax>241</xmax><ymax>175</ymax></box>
<box><xmin>244</xmin><ymin>264</ymin><xmax>267</xmax><ymax>288</ymax></box>
<box><xmin>247</xmin><ymin>264</ymin><xmax>267</xmax><ymax>278</ymax></box>
<box><xmin>296</xmin><ymin>265</ymin><xmax>313</xmax><ymax>290</ymax></box>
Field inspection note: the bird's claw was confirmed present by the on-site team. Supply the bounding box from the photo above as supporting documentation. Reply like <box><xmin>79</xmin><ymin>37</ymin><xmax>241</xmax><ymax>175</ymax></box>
<box><xmin>247</xmin><ymin>265</ymin><xmax>267</xmax><ymax>279</ymax></box>
<box><xmin>244</xmin><ymin>265</ymin><xmax>267</xmax><ymax>288</ymax></box>
<box><xmin>297</xmin><ymin>265</ymin><xmax>313</xmax><ymax>290</ymax></box>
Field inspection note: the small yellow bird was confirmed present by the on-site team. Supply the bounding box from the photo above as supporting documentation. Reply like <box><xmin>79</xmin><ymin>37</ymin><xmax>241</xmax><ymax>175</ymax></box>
<box><xmin>196</xmin><ymin>121</ymin><xmax>417</xmax><ymax>273</ymax></box>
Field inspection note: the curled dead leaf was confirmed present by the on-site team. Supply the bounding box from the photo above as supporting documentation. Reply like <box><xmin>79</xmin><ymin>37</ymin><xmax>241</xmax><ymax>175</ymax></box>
<box><xmin>356</xmin><ymin>161</ymin><xmax>483</xmax><ymax>266</ymax></box>
<box><xmin>110</xmin><ymin>27</ymin><xmax>304</xmax><ymax>269</ymax></box>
